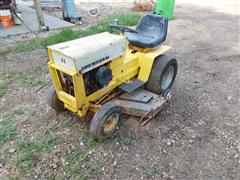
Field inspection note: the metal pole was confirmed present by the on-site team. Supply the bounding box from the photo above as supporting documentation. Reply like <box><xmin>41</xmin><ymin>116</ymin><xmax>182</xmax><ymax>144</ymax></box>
<box><xmin>33</xmin><ymin>0</ymin><xmax>45</xmax><ymax>31</ymax></box>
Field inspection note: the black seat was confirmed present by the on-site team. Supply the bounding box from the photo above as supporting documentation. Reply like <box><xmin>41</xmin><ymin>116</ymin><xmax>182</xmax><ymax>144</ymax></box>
<box><xmin>126</xmin><ymin>14</ymin><xmax>168</xmax><ymax>48</ymax></box>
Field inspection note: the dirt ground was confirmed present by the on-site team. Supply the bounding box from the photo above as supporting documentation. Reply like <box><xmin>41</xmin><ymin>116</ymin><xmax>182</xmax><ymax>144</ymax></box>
<box><xmin>0</xmin><ymin>1</ymin><xmax>240</xmax><ymax>180</ymax></box>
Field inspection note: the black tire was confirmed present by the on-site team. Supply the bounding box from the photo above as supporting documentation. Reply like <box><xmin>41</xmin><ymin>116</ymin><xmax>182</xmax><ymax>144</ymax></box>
<box><xmin>90</xmin><ymin>102</ymin><xmax>123</xmax><ymax>140</ymax></box>
<box><xmin>47</xmin><ymin>85</ymin><xmax>65</xmax><ymax>112</ymax></box>
<box><xmin>145</xmin><ymin>55</ymin><xmax>178</xmax><ymax>94</ymax></box>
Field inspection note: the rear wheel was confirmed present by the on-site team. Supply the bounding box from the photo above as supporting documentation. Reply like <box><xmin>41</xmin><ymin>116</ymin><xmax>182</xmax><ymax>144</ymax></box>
<box><xmin>90</xmin><ymin>103</ymin><xmax>122</xmax><ymax>140</ymax></box>
<box><xmin>47</xmin><ymin>85</ymin><xmax>65</xmax><ymax>112</ymax></box>
<box><xmin>145</xmin><ymin>55</ymin><xmax>178</xmax><ymax>94</ymax></box>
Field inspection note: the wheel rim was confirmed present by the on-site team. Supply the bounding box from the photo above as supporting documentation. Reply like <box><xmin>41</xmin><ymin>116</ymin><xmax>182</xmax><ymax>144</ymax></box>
<box><xmin>161</xmin><ymin>65</ymin><xmax>174</xmax><ymax>90</ymax></box>
<box><xmin>102</xmin><ymin>113</ymin><xmax>119</xmax><ymax>135</ymax></box>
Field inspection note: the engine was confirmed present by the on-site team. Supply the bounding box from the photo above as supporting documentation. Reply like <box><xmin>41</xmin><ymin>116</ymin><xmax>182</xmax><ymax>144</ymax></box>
<box><xmin>61</xmin><ymin>64</ymin><xmax>112</xmax><ymax>96</ymax></box>
<box><xmin>83</xmin><ymin>65</ymin><xmax>112</xmax><ymax>95</ymax></box>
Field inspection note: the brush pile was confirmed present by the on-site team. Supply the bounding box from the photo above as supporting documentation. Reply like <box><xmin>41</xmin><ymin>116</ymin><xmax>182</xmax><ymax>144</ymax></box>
<box><xmin>132</xmin><ymin>0</ymin><xmax>155</xmax><ymax>12</ymax></box>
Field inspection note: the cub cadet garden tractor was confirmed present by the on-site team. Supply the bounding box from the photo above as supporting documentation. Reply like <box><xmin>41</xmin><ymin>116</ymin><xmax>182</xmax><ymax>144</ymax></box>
<box><xmin>47</xmin><ymin>14</ymin><xmax>178</xmax><ymax>139</ymax></box>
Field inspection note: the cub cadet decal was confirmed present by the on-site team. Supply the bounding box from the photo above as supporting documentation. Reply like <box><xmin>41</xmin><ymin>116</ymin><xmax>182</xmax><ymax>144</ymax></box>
<box><xmin>81</xmin><ymin>56</ymin><xmax>110</xmax><ymax>71</ymax></box>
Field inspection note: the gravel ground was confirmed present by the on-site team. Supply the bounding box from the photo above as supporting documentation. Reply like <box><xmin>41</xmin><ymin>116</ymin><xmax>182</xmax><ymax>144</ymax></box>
<box><xmin>0</xmin><ymin>1</ymin><xmax>239</xmax><ymax>179</ymax></box>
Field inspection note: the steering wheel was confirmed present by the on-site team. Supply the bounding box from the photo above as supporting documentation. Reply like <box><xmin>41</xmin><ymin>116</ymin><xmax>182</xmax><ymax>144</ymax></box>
<box><xmin>109</xmin><ymin>24</ymin><xmax>137</xmax><ymax>33</ymax></box>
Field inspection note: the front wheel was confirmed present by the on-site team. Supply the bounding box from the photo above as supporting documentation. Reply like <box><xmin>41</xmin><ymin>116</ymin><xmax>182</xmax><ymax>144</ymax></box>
<box><xmin>47</xmin><ymin>85</ymin><xmax>65</xmax><ymax>112</ymax></box>
<box><xmin>90</xmin><ymin>103</ymin><xmax>122</xmax><ymax>140</ymax></box>
<box><xmin>145</xmin><ymin>55</ymin><xmax>178</xmax><ymax>94</ymax></box>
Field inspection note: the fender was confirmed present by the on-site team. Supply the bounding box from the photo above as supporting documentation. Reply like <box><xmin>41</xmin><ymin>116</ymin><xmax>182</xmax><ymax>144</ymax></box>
<box><xmin>137</xmin><ymin>45</ymin><xmax>171</xmax><ymax>81</ymax></box>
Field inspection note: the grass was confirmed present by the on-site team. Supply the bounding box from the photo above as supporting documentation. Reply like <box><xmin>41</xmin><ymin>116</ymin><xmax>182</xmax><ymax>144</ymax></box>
<box><xmin>0</xmin><ymin>112</ymin><xmax>103</xmax><ymax>179</ymax></box>
<box><xmin>0</xmin><ymin>71</ymin><xmax>14</xmax><ymax>97</ymax></box>
<box><xmin>113</xmin><ymin>129</ymin><xmax>136</xmax><ymax>145</ymax></box>
<box><xmin>0</xmin><ymin>70</ymin><xmax>43</xmax><ymax>98</ymax></box>
<box><xmin>16</xmin><ymin>137</ymin><xmax>58</xmax><ymax>169</ymax></box>
<box><xmin>0</xmin><ymin>12</ymin><xmax>141</xmax><ymax>56</ymax></box>
<box><xmin>80</xmin><ymin>132</ymin><xmax>101</xmax><ymax>148</ymax></box>
<box><xmin>41</xmin><ymin>65</ymin><xmax>49</xmax><ymax>75</ymax></box>
<box><xmin>61</xmin><ymin>144</ymin><xmax>101</xmax><ymax>180</ymax></box>
<box><xmin>21</xmin><ymin>74</ymin><xmax>43</xmax><ymax>87</ymax></box>
<box><xmin>16</xmin><ymin>123</ymin><xmax>60</xmax><ymax>176</ymax></box>
<box><xmin>0</xmin><ymin>71</ymin><xmax>44</xmax><ymax>96</ymax></box>
<box><xmin>0</xmin><ymin>108</ymin><xmax>24</xmax><ymax>144</ymax></box>
<box><xmin>144</xmin><ymin>164</ymin><xmax>159</xmax><ymax>176</ymax></box>
<box><xmin>15</xmin><ymin>121</ymin><xmax>102</xmax><ymax>178</ymax></box>
<box><xmin>40</xmin><ymin>13</ymin><xmax>141</xmax><ymax>47</ymax></box>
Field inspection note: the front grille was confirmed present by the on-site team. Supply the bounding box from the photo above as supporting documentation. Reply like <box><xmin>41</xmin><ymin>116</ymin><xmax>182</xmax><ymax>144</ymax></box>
<box><xmin>58</xmin><ymin>71</ymin><xmax>75</xmax><ymax>96</ymax></box>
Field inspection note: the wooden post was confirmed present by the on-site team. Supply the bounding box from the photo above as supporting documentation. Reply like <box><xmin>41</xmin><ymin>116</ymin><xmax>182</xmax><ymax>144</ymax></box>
<box><xmin>33</xmin><ymin>0</ymin><xmax>45</xmax><ymax>31</ymax></box>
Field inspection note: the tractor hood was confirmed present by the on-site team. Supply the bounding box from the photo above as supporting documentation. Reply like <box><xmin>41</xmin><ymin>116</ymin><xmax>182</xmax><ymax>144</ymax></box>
<box><xmin>48</xmin><ymin>32</ymin><xmax>126</xmax><ymax>73</ymax></box>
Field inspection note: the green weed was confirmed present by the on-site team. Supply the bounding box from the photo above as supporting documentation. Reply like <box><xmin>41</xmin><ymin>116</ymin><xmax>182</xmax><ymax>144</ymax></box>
<box><xmin>16</xmin><ymin>136</ymin><xmax>58</xmax><ymax>175</ymax></box>
<box><xmin>0</xmin><ymin>108</ymin><xmax>24</xmax><ymax>144</ymax></box>
<box><xmin>15</xmin><ymin>38</ymin><xmax>42</xmax><ymax>53</ymax></box>
<box><xmin>41</xmin><ymin>65</ymin><xmax>49</xmax><ymax>75</ymax></box>
<box><xmin>0</xmin><ymin>71</ymin><xmax>14</xmax><ymax>97</ymax></box>
<box><xmin>21</xmin><ymin>74</ymin><xmax>43</xmax><ymax>87</ymax></box>
<box><xmin>62</xmin><ymin>145</ymin><xmax>101</xmax><ymax>179</ymax></box>
<box><xmin>144</xmin><ymin>164</ymin><xmax>159</xmax><ymax>176</ymax></box>
<box><xmin>40</xmin><ymin>28</ymin><xmax>80</xmax><ymax>47</ymax></box>
<box><xmin>114</xmin><ymin>130</ymin><xmax>136</xmax><ymax>145</ymax></box>
<box><xmin>80</xmin><ymin>132</ymin><xmax>101</xmax><ymax>149</ymax></box>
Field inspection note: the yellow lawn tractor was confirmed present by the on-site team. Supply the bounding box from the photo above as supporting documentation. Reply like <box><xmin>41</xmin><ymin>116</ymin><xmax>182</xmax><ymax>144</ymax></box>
<box><xmin>47</xmin><ymin>14</ymin><xmax>178</xmax><ymax>139</ymax></box>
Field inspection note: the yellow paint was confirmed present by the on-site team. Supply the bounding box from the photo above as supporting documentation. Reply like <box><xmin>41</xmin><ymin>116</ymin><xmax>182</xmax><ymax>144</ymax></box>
<box><xmin>47</xmin><ymin>41</ymin><xmax>170</xmax><ymax>119</ymax></box>
<box><xmin>137</xmin><ymin>45</ymin><xmax>171</xmax><ymax>81</ymax></box>
<box><xmin>58</xmin><ymin>91</ymin><xmax>76</xmax><ymax>106</ymax></box>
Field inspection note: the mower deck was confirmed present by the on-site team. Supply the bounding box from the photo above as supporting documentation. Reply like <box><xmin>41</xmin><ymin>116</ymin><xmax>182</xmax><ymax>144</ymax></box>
<box><xmin>110</xmin><ymin>88</ymin><xmax>170</xmax><ymax>126</ymax></box>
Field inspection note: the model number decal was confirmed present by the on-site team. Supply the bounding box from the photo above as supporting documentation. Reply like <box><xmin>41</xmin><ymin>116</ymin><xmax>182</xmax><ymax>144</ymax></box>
<box><xmin>61</xmin><ymin>57</ymin><xmax>66</xmax><ymax>64</ymax></box>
